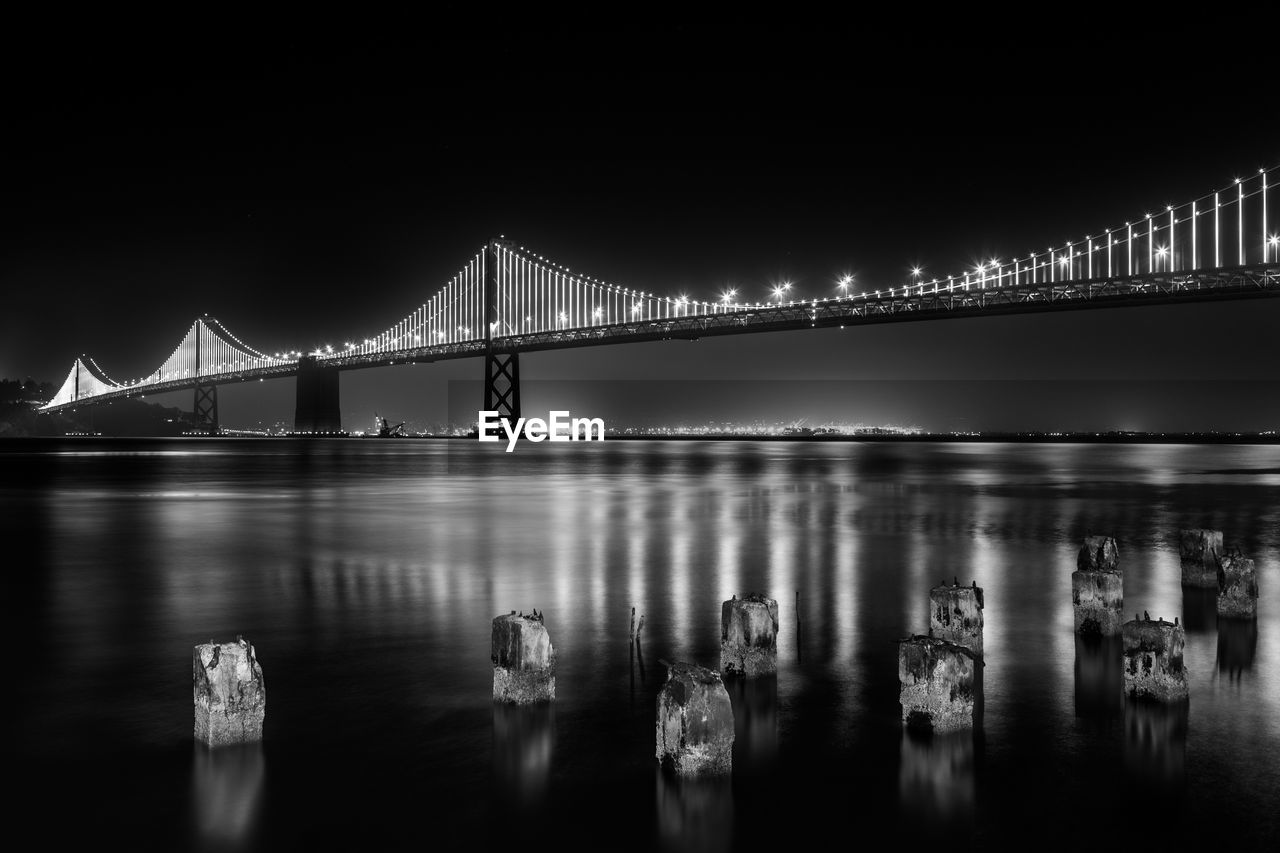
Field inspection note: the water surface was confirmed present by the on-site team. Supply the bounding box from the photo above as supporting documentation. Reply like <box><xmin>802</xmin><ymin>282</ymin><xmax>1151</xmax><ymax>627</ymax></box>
<box><xmin>4</xmin><ymin>439</ymin><xmax>1279</xmax><ymax>850</ymax></box>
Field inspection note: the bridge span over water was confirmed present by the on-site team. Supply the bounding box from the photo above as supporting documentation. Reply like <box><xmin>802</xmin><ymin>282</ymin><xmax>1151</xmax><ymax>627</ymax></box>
<box><xmin>41</xmin><ymin>169</ymin><xmax>1278</xmax><ymax>432</ymax></box>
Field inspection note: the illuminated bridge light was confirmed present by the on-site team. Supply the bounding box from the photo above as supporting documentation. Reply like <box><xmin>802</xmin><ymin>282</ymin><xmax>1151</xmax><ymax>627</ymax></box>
<box><xmin>37</xmin><ymin>170</ymin><xmax>1278</xmax><ymax>413</ymax></box>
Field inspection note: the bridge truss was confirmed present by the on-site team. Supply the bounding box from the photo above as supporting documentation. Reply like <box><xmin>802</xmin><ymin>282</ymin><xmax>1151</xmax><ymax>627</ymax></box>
<box><xmin>40</xmin><ymin>167</ymin><xmax>1278</xmax><ymax>424</ymax></box>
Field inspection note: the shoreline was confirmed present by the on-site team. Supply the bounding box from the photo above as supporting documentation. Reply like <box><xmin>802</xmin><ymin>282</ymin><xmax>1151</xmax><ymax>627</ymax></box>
<box><xmin>3</xmin><ymin>433</ymin><xmax>1278</xmax><ymax>445</ymax></box>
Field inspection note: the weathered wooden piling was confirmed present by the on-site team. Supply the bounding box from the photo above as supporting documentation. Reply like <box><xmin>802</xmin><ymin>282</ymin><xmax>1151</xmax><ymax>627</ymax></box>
<box><xmin>1121</xmin><ymin>616</ymin><xmax>1188</xmax><ymax>702</ymax></box>
<box><xmin>1217</xmin><ymin>550</ymin><xmax>1258</xmax><ymax>619</ymax></box>
<box><xmin>1178</xmin><ymin>528</ymin><xmax>1222</xmax><ymax>587</ymax></box>
<box><xmin>897</xmin><ymin>635</ymin><xmax>977</xmax><ymax>733</ymax></box>
<box><xmin>1072</xmin><ymin>535</ymin><xmax>1124</xmax><ymax>636</ymax></box>
<box><xmin>492</xmin><ymin>612</ymin><xmax>555</xmax><ymax>704</ymax></box>
<box><xmin>193</xmin><ymin>637</ymin><xmax>265</xmax><ymax>747</ymax></box>
<box><xmin>656</xmin><ymin>661</ymin><xmax>734</xmax><ymax>776</ymax></box>
<box><xmin>720</xmin><ymin>593</ymin><xmax>779</xmax><ymax>677</ymax></box>
<box><xmin>929</xmin><ymin>580</ymin><xmax>984</xmax><ymax>657</ymax></box>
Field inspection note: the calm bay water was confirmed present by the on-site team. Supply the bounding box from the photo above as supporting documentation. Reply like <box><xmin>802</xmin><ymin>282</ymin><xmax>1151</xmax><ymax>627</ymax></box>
<box><xmin>4</xmin><ymin>438</ymin><xmax>1280</xmax><ymax>850</ymax></box>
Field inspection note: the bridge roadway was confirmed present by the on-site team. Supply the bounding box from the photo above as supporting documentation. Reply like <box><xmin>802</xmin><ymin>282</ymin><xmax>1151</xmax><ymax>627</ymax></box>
<box><xmin>42</xmin><ymin>262</ymin><xmax>1279</xmax><ymax>415</ymax></box>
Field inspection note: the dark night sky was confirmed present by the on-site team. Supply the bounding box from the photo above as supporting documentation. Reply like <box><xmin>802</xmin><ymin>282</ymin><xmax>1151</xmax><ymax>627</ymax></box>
<box><xmin>3</xmin><ymin>21</ymin><xmax>1278</xmax><ymax>431</ymax></box>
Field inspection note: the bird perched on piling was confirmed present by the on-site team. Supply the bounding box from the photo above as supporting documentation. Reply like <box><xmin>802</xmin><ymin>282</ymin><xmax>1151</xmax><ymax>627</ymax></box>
<box><xmin>1143</xmin><ymin>610</ymin><xmax>1150</xmax><ymax>621</ymax></box>
<box><xmin>732</xmin><ymin>594</ymin><xmax>737</xmax><ymax>600</ymax></box>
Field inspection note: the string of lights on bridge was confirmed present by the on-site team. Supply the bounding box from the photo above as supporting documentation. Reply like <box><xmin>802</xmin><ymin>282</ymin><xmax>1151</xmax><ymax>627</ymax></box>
<box><xmin>43</xmin><ymin>166</ymin><xmax>1275</xmax><ymax>410</ymax></box>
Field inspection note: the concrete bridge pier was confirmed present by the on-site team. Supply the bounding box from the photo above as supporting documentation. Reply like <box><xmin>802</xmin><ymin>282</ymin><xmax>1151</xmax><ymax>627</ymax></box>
<box><xmin>194</xmin><ymin>383</ymin><xmax>219</xmax><ymax>434</ymax></box>
<box><xmin>293</xmin><ymin>356</ymin><xmax>342</xmax><ymax>434</ymax></box>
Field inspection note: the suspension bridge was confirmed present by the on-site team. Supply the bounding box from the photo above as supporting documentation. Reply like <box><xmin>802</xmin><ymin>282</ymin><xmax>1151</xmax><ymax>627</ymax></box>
<box><xmin>41</xmin><ymin>169</ymin><xmax>1279</xmax><ymax>433</ymax></box>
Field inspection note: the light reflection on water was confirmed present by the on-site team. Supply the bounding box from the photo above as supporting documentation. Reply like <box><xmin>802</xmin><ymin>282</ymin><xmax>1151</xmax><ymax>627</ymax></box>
<box><xmin>4</xmin><ymin>438</ymin><xmax>1280</xmax><ymax>848</ymax></box>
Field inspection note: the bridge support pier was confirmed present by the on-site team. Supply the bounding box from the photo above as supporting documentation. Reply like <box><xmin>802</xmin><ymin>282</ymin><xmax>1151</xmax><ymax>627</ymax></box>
<box><xmin>194</xmin><ymin>384</ymin><xmax>219</xmax><ymax>434</ymax></box>
<box><xmin>294</xmin><ymin>356</ymin><xmax>342</xmax><ymax>434</ymax></box>
<box><xmin>484</xmin><ymin>352</ymin><xmax>521</xmax><ymax>421</ymax></box>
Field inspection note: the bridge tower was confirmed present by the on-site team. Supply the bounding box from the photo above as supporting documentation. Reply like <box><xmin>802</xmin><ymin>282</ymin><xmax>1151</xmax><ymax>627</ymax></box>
<box><xmin>193</xmin><ymin>385</ymin><xmax>219</xmax><ymax>433</ymax></box>
<box><xmin>294</xmin><ymin>356</ymin><xmax>342</xmax><ymax>434</ymax></box>
<box><xmin>484</xmin><ymin>237</ymin><xmax>520</xmax><ymax>421</ymax></box>
<box><xmin>192</xmin><ymin>320</ymin><xmax>219</xmax><ymax>434</ymax></box>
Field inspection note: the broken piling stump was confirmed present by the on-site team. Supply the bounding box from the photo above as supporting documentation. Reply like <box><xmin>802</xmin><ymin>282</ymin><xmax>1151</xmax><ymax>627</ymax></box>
<box><xmin>1072</xmin><ymin>535</ymin><xmax>1124</xmax><ymax>636</ymax></box>
<box><xmin>492</xmin><ymin>612</ymin><xmax>555</xmax><ymax>704</ymax></box>
<box><xmin>898</xmin><ymin>635</ymin><xmax>978</xmax><ymax>734</ymax></box>
<box><xmin>193</xmin><ymin>637</ymin><xmax>266</xmax><ymax>747</ymax></box>
<box><xmin>656</xmin><ymin>661</ymin><xmax>734</xmax><ymax>776</ymax></box>
<box><xmin>1122</xmin><ymin>616</ymin><xmax>1188</xmax><ymax>702</ymax></box>
<box><xmin>720</xmin><ymin>593</ymin><xmax>779</xmax><ymax>677</ymax></box>
<box><xmin>1217</xmin><ymin>550</ymin><xmax>1258</xmax><ymax>619</ymax></box>
<box><xmin>929</xmin><ymin>580</ymin><xmax>984</xmax><ymax>657</ymax></box>
<box><xmin>1178</xmin><ymin>528</ymin><xmax>1222</xmax><ymax>588</ymax></box>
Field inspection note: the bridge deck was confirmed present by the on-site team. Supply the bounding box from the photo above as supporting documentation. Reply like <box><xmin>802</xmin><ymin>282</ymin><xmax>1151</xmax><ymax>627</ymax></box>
<box><xmin>41</xmin><ymin>264</ymin><xmax>1278</xmax><ymax>413</ymax></box>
